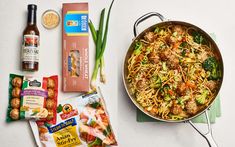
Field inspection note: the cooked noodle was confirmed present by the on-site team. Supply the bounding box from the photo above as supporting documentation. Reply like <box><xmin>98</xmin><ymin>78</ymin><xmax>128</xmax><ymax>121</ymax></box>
<box><xmin>127</xmin><ymin>24</ymin><xmax>222</xmax><ymax>120</ymax></box>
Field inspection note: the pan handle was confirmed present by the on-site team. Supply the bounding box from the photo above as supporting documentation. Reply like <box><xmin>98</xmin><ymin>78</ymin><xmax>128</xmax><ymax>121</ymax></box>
<box><xmin>133</xmin><ymin>12</ymin><xmax>166</xmax><ymax>37</ymax></box>
<box><xmin>187</xmin><ymin>110</ymin><xmax>218</xmax><ymax>147</ymax></box>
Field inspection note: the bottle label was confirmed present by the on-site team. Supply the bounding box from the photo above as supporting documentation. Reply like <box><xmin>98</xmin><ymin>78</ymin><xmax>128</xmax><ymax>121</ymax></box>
<box><xmin>22</xmin><ymin>35</ymin><xmax>39</xmax><ymax>62</ymax></box>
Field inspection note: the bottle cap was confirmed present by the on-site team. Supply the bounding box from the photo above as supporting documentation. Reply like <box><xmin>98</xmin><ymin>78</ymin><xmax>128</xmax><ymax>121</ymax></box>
<box><xmin>28</xmin><ymin>4</ymin><xmax>37</xmax><ymax>10</ymax></box>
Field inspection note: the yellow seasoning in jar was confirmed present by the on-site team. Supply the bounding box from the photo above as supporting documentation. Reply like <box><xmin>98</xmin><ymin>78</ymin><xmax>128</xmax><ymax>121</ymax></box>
<box><xmin>42</xmin><ymin>10</ymin><xmax>60</xmax><ymax>29</ymax></box>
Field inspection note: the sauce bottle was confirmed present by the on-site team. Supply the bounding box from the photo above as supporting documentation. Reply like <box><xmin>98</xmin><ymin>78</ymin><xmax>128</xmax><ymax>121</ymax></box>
<box><xmin>21</xmin><ymin>4</ymin><xmax>40</xmax><ymax>71</ymax></box>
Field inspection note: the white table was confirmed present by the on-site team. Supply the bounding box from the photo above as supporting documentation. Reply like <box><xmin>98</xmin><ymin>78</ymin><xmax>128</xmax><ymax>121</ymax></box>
<box><xmin>0</xmin><ymin>0</ymin><xmax>234</xmax><ymax>147</ymax></box>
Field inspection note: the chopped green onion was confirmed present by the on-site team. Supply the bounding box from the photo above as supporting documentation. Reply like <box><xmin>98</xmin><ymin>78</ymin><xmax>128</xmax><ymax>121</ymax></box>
<box><xmin>145</xmin><ymin>47</ymin><xmax>152</xmax><ymax>54</ymax></box>
<box><xmin>141</xmin><ymin>56</ymin><xmax>148</xmax><ymax>64</ymax></box>
<box><xmin>134</xmin><ymin>49</ymin><xmax>141</xmax><ymax>55</ymax></box>
<box><xmin>162</xmin><ymin>62</ymin><xmax>167</xmax><ymax>71</ymax></box>
<box><xmin>154</xmin><ymin>27</ymin><xmax>160</xmax><ymax>33</ymax></box>
<box><xmin>173</xmin><ymin>32</ymin><xmax>178</xmax><ymax>37</ymax></box>
<box><xmin>164</xmin><ymin>94</ymin><xmax>171</xmax><ymax>101</ymax></box>
<box><xmin>135</xmin><ymin>41</ymin><xmax>142</xmax><ymax>50</ymax></box>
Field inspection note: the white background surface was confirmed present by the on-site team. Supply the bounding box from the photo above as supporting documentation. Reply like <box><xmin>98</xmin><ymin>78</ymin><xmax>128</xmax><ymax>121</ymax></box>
<box><xmin>0</xmin><ymin>0</ymin><xmax>235</xmax><ymax>147</ymax></box>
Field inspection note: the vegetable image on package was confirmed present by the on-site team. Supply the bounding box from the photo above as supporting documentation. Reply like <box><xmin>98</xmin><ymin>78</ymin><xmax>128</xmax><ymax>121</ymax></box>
<box><xmin>30</xmin><ymin>90</ymin><xmax>117</xmax><ymax>147</ymax></box>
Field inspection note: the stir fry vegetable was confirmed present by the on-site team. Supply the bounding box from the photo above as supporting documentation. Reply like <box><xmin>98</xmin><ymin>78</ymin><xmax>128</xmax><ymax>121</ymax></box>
<box><xmin>203</xmin><ymin>57</ymin><xmax>222</xmax><ymax>80</ymax></box>
<box><xmin>192</xmin><ymin>31</ymin><xmax>205</xmax><ymax>44</ymax></box>
<box><xmin>196</xmin><ymin>89</ymin><xmax>209</xmax><ymax>105</ymax></box>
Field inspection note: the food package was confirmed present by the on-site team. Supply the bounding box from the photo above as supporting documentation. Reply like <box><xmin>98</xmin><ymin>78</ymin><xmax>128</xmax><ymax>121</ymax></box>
<box><xmin>30</xmin><ymin>90</ymin><xmax>117</xmax><ymax>147</ymax></box>
<box><xmin>6</xmin><ymin>74</ymin><xmax>58</xmax><ymax>124</ymax></box>
<box><xmin>62</xmin><ymin>3</ymin><xmax>89</xmax><ymax>92</ymax></box>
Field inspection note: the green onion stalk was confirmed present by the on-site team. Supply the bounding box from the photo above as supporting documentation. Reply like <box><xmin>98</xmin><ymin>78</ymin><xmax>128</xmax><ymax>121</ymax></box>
<box><xmin>89</xmin><ymin>21</ymin><xmax>106</xmax><ymax>84</ymax></box>
<box><xmin>100</xmin><ymin>56</ymin><xmax>106</xmax><ymax>83</ymax></box>
<box><xmin>90</xmin><ymin>8</ymin><xmax>105</xmax><ymax>91</ymax></box>
<box><xmin>89</xmin><ymin>0</ymin><xmax>114</xmax><ymax>91</ymax></box>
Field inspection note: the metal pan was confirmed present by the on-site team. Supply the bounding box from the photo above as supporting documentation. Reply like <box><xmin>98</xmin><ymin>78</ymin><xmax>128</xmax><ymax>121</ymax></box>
<box><xmin>123</xmin><ymin>12</ymin><xmax>224</xmax><ymax>147</ymax></box>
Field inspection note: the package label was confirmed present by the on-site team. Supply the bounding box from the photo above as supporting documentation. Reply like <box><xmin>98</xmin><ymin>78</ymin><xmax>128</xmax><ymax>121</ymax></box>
<box><xmin>50</xmin><ymin>118</ymin><xmax>81</xmax><ymax>147</ymax></box>
<box><xmin>64</xmin><ymin>11</ymin><xmax>88</xmax><ymax>36</ymax></box>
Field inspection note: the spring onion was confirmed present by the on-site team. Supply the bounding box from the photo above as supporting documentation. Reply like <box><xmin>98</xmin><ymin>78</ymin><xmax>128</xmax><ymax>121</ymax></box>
<box><xmin>98</xmin><ymin>0</ymin><xmax>114</xmax><ymax>84</ymax></box>
<box><xmin>90</xmin><ymin>9</ymin><xmax>105</xmax><ymax>91</ymax></box>
<box><xmin>89</xmin><ymin>0</ymin><xmax>115</xmax><ymax>91</ymax></box>
<box><xmin>89</xmin><ymin>21</ymin><xmax>106</xmax><ymax>84</ymax></box>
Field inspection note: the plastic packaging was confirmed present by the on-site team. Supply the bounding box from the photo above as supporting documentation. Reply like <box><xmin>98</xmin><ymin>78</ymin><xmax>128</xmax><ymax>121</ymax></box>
<box><xmin>6</xmin><ymin>74</ymin><xmax>58</xmax><ymax>124</ymax></box>
<box><xmin>30</xmin><ymin>89</ymin><xmax>117</xmax><ymax>147</ymax></box>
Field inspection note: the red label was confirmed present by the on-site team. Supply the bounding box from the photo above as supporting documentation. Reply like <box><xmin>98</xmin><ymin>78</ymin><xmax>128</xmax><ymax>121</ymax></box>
<box><xmin>24</xmin><ymin>35</ymin><xmax>39</xmax><ymax>47</ymax></box>
<box><xmin>60</xmin><ymin>109</ymin><xmax>78</xmax><ymax>120</ymax></box>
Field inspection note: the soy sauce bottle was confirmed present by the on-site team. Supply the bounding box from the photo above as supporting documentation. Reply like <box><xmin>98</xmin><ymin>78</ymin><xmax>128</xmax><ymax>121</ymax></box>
<box><xmin>21</xmin><ymin>4</ymin><xmax>40</xmax><ymax>71</ymax></box>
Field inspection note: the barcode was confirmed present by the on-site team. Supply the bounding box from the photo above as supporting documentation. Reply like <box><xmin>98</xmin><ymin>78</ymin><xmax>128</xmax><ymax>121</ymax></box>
<box><xmin>81</xmin><ymin>15</ymin><xmax>87</xmax><ymax>31</ymax></box>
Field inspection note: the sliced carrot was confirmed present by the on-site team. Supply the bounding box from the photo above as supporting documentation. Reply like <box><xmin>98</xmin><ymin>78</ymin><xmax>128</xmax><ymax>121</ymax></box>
<box><xmin>87</xmin><ymin>134</ymin><xmax>96</xmax><ymax>142</ymax></box>
<box><xmin>39</xmin><ymin>127</ymin><xmax>48</xmax><ymax>134</ymax></box>
<box><xmin>168</xmin><ymin>89</ymin><xmax>174</xmax><ymax>96</ymax></box>
<box><xmin>173</xmin><ymin>42</ymin><xmax>181</xmax><ymax>49</ymax></box>
<box><xmin>135</xmin><ymin>54</ymin><xmax>144</xmax><ymax>62</ymax></box>
<box><xmin>186</xmin><ymin>81</ymin><xmax>196</xmax><ymax>89</ymax></box>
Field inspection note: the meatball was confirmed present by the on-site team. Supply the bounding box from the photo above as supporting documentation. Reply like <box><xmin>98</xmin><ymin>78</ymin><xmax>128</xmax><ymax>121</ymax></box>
<box><xmin>205</xmin><ymin>80</ymin><xmax>217</xmax><ymax>92</ymax></box>
<box><xmin>198</xmin><ymin>52</ymin><xmax>208</xmax><ymax>62</ymax></box>
<box><xmin>10</xmin><ymin>109</ymin><xmax>20</xmax><ymax>120</ymax></box>
<box><xmin>173</xmin><ymin>25</ymin><xmax>184</xmax><ymax>35</ymax></box>
<box><xmin>46</xmin><ymin>109</ymin><xmax>54</xmax><ymax>121</ymax></box>
<box><xmin>171</xmin><ymin>101</ymin><xmax>182</xmax><ymax>115</ymax></box>
<box><xmin>47</xmin><ymin>88</ymin><xmax>55</xmax><ymax>98</ymax></box>
<box><xmin>149</xmin><ymin>107</ymin><xmax>158</xmax><ymax>115</ymax></box>
<box><xmin>144</xmin><ymin>32</ymin><xmax>155</xmax><ymax>42</ymax></box>
<box><xmin>39</xmin><ymin>133</ymin><xmax>48</xmax><ymax>141</ymax></box>
<box><xmin>46</xmin><ymin>98</ymin><xmax>55</xmax><ymax>109</ymax></box>
<box><xmin>47</xmin><ymin>78</ymin><xmax>55</xmax><ymax>89</ymax></box>
<box><xmin>186</xmin><ymin>100</ymin><xmax>198</xmax><ymax>115</ymax></box>
<box><xmin>148</xmin><ymin>52</ymin><xmax>160</xmax><ymax>64</ymax></box>
<box><xmin>136</xmin><ymin>78</ymin><xmax>148</xmax><ymax>91</ymax></box>
<box><xmin>12</xmin><ymin>87</ymin><xmax>21</xmax><ymax>98</ymax></box>
<box><xmin>167</xmin><ymin>26</ymin><xmax>184</xmax><ymax>45</ymax></box>
<box><xmin>167</xmin><ymin>36</ymin><xmax>177</xmax><ymax>44</ymax></box>
<box><xmin>167</xmin><ymin>55</ymin><xmax>179</xmax><ymax>69</ymax></box>
<box><xmin>159</xmin><ymin>49</ymin><xmax>170</xmax><ymax>61</ymax></box>
<box><xmin>170</xmin><ymin>35</ymin><xmax>183</xmax><ymax>44</ymax></box>
<box><xmin>176</xmin><ymin>82</ymin><xmax>187</xmax><ymax>96</ymax></box>
<box><xmin>12</xmin><ymin>77</ymin><xmax>22</xmax><ymax>88</ymax></box>
<box><xmin>11</xmin><ymin>98</ymin><xmax>21</xmax><ymax>109</ymax></box>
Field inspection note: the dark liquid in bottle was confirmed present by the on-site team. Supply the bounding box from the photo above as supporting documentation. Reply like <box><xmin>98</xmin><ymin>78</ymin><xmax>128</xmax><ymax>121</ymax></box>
<box><xmin>22</xmin><ymin>4</ymin><xmax>40</xmax><ymax>71</ymax></box>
